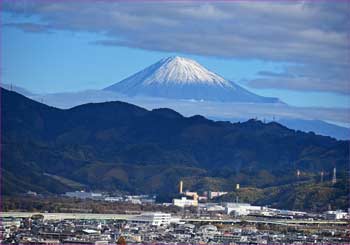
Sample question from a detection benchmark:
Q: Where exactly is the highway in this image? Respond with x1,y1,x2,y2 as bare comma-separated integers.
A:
183,217,349,226
1,212,348,226
0,212,136,220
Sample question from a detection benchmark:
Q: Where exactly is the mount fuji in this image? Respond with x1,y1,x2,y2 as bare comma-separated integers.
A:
105,56,282,103
3,56,349,140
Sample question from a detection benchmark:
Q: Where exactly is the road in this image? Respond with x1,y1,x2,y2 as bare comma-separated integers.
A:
1,212,348,226
0,212,136,220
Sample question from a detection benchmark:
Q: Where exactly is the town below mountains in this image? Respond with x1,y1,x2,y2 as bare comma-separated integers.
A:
2,88,349,212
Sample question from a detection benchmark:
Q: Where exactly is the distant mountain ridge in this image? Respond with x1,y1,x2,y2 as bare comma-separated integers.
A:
1,83,35,96
2,88,349,211
209,116,350,141
1,83,349,140
277,118,350,141
105,56,282,103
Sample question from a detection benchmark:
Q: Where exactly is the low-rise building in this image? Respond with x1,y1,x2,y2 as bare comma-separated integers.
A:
225,203,262,216
65,191,103,200
128,212,172,226
208,191,228,199
104,197,123,202
173,197,198,207
324,210,348,220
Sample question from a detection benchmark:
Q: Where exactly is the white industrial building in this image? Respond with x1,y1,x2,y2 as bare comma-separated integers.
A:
225,203,263,216
128,212,172,226
104,197,123,202
198,203,226,212
324,210,348,220
173,197,198,207
208,191,228,199
65,191,103,200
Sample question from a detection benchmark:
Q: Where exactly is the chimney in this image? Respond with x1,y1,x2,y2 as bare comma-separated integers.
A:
332,167,336,184
179,180,183,194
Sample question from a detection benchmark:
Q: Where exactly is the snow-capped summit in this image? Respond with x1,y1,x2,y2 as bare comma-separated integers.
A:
141,56,231,87
105,56,282,103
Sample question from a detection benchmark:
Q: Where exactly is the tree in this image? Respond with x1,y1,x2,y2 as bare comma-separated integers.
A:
117,236,127,245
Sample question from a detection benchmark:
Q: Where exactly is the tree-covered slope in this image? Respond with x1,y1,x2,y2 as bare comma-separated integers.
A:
1,88,349,211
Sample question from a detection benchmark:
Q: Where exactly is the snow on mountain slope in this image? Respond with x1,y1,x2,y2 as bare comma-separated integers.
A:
104,56,282,103
142,56,230,86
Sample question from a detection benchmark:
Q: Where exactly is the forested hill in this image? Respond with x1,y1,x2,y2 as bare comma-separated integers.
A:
2,88,349,211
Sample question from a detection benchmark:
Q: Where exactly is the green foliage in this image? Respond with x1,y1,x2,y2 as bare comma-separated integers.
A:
2,88,349,211
216,177,349,212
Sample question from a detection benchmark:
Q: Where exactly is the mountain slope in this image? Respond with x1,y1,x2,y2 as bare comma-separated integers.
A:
104,56,281,103
2,88,349,210
1,83,35,97
3,85,348,141
277,118,350,141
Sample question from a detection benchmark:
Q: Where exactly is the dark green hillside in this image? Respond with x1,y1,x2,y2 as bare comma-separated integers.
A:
1,88,349,211
215,177,349,212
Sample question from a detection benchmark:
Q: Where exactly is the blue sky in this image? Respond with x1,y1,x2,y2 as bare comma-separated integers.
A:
1,1,349,108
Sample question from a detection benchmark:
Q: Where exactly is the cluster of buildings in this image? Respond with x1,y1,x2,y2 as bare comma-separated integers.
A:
323,210,349,220
4,177,346,244
172,180,231,208
64,191,156,204
1,209,349,244
170,180,349,221
177,201,349,222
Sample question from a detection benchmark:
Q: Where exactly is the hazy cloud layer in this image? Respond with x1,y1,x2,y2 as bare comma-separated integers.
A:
4,22,52,33
250,63,350,95
3,0,349,94
28,90,350,126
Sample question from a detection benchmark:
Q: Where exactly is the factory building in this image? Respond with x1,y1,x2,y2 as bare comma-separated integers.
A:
173,197,198,208
225,203,263,216
65,191,103,200
324,210,348,220
173,181,199,207
184,191,199,200
198,203,225,212
208,191,228,199
128,212,172,226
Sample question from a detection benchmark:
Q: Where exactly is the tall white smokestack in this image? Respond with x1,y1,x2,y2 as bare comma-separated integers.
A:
332,167,336,184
